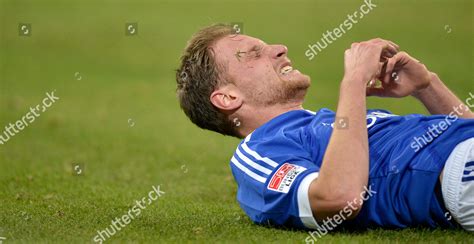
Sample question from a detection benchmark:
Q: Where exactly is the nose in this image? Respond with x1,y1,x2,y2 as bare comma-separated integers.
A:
270,45,288,59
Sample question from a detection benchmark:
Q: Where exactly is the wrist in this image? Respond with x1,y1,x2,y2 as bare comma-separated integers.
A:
340,76,367,96
412,72,442,99
342,73,369,87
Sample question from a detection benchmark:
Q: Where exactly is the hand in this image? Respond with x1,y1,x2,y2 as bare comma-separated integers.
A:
343,38,399,86
366,51,432,98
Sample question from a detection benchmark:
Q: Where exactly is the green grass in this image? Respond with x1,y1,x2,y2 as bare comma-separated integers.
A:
0,0,473,242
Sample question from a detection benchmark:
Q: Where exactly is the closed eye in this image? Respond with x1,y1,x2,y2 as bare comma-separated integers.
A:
235,44,264,61
250,45,263,58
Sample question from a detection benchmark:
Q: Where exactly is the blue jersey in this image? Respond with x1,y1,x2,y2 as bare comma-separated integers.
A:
229,109,474,229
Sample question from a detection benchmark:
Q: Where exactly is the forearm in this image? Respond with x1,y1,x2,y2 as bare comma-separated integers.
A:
413,73,474,119
312,77,369,219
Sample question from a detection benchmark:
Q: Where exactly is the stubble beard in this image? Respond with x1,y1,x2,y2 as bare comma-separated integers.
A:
249,77,310,107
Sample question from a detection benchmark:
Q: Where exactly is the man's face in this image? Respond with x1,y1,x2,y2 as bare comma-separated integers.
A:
212,34,311,106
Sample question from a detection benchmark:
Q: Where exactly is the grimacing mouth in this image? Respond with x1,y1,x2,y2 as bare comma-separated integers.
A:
279,60,293,76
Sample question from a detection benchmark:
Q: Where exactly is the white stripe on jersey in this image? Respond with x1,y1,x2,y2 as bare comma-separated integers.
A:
305,109,316,115
236,147,272,175
231,156,267,183
297,172,320,229
242,134,278,168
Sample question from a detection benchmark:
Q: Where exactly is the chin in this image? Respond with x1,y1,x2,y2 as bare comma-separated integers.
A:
287,71,310,85
301,74,311,87
293,73,311,90
280,77,310,103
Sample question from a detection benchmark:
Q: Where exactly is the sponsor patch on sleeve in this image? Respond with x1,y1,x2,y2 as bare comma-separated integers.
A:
267,163,306,193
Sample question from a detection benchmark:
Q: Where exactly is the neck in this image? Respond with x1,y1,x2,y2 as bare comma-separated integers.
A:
235,102,304,138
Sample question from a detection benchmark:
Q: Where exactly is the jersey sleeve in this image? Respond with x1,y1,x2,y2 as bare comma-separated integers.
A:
230,134,321,229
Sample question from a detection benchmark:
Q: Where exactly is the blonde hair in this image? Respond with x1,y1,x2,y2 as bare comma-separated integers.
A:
176,23,237,137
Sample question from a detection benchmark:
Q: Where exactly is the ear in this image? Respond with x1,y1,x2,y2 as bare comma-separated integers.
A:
210,84,242,112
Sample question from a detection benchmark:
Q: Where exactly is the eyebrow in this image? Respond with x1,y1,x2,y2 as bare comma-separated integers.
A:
248,44,261,51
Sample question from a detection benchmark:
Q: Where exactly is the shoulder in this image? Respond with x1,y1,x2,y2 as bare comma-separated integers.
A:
229,132,321,229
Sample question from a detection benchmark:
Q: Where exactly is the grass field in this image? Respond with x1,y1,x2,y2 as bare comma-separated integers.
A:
0,0,473,243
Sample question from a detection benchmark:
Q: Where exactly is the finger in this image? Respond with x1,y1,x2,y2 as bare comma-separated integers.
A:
380,54,395,83
387,40,400,52
387,44,400,56
379,42,398,57
382,71,391,84
383,58,397,83
381,49,396,60
378,61,388,81
375,62,385,78
384,52,407,80
372,38,400,52
370,38,399,56
399,51,419,63
377,43,398,62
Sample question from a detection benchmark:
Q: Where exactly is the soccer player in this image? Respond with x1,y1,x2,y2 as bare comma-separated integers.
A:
175,24,474,231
